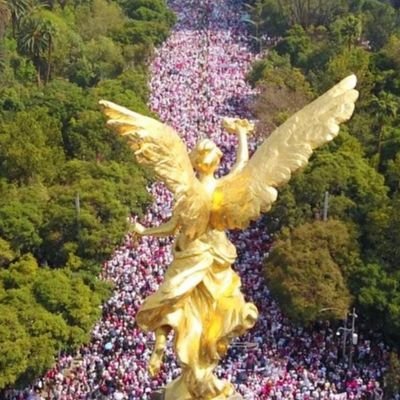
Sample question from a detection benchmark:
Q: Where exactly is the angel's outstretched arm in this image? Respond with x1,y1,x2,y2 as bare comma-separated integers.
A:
232,129,249,173
222,118,254,174
130,214,179,237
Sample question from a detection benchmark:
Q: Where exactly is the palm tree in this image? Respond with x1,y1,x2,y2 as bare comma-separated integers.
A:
340,15,362,50
43,19,54,83
18,15,54,85
6,0,30,37
244,1,267,52
0,0,11,38
369,92,398,170
0,0,9,71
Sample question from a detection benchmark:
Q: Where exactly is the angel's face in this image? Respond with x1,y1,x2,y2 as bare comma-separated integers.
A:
190,139,222,176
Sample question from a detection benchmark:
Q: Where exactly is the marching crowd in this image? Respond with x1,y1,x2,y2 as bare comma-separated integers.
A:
6,0,394,399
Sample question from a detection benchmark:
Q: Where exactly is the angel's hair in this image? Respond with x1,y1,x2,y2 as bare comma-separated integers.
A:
189,139,223,167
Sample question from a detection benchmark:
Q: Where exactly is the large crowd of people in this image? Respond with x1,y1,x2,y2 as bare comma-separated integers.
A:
6,1,393,399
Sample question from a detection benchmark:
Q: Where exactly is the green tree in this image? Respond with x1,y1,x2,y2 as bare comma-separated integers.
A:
354,262,400,340
6,0,30,37
0,237,15,267
276,24,314,68
36,14,87,86
387,153,400,192
27,79,91,127
85,36,124,82
0,182,48,254
265,220,355,323
380,34,400,70
248,51,313,134
246,0,288,38
75,0,126,41
362,0,399,50
121,0,175,26
247,0,400,348
366,194,400,269
385,352,400,399
244,0,270,51
322,47,373,99
267,131,388,234
0,253,111,388
0,108,65,183
0,304,31,388
18,14,55,85
64,110,123,161
274,0,348,27
0,0,172,388
0,201,43,253
114,19,169,47
0,0,10,38
92,76,151,115
39,160,149,268
367,92,398,170
332,14,362,50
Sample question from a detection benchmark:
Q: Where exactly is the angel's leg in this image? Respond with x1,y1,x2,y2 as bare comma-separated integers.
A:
149,325,170,376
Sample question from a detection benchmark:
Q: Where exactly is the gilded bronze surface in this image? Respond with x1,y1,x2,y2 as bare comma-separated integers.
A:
100,75,359,400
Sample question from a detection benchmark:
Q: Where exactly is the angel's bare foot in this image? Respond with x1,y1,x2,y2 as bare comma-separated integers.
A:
242,303,258,329
149,349,163,376
148,326,170,377
216,339,228,357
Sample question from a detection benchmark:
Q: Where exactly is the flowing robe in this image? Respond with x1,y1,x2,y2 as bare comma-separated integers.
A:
136,229,258,398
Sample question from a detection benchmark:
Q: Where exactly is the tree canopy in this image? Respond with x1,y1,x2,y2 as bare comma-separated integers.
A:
0,0,174,389
265,220,354,323
247,0,400,349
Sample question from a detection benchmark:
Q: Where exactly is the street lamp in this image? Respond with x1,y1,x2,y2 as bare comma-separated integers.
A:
336,308,358,369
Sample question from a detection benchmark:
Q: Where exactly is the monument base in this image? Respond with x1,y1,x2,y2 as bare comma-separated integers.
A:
150,390,243,400
150,390,164,400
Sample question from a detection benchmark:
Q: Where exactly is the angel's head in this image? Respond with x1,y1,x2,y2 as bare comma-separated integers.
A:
190,139,222,176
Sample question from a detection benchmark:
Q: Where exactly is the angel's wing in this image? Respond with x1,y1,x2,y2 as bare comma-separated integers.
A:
100,100,209,240
210,75,359,230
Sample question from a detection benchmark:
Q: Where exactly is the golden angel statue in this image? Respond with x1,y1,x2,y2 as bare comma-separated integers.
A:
100,75,358,400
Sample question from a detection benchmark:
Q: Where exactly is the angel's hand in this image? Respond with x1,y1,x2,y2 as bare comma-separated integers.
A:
222,117,254,136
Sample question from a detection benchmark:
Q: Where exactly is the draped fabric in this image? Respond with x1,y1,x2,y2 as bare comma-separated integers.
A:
136,230,258,399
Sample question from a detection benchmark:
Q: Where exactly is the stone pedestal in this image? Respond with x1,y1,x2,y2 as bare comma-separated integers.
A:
150,390,164,400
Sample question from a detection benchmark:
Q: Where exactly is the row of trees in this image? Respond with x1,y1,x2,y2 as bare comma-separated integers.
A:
0,0,175,390
0,0,175,86
246,0,400,395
